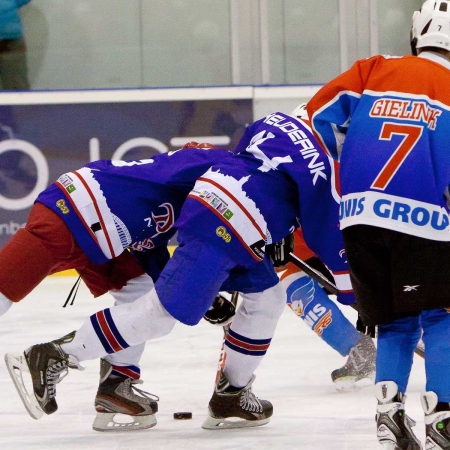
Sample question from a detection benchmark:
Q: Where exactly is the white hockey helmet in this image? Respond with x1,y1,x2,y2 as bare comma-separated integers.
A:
411,0,450,55
291,103,309,120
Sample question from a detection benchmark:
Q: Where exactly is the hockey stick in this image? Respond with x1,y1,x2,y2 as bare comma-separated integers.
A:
288,253,340,295
214,292,239,384
223,291,239,337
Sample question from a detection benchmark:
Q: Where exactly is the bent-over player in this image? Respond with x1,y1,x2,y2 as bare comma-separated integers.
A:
6,111,354,431
0,143,232,430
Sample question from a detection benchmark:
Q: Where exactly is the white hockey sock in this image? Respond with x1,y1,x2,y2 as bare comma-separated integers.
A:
62,287,176,362
109,273,154,305
104,344,146,369
224,283,286,387
61,317,108,361
0,292,13,317
104,273,153,368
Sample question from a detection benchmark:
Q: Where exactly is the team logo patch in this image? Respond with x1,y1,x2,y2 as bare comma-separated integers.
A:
216,226,231,243
58,174,76,193
56,199,70,214
199,190,234,221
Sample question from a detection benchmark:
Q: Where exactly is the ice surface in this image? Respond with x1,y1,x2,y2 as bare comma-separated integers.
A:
0,277,427,449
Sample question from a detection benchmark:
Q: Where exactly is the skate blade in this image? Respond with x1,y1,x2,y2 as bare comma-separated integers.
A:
378,442,400,450
4,352,44,420
333,374,375,391
201,415,270,430
93,412,157,432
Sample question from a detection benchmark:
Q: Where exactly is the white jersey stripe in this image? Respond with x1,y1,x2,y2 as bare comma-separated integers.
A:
56,168,124,259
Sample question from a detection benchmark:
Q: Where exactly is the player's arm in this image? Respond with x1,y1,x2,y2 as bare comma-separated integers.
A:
306,57,377,161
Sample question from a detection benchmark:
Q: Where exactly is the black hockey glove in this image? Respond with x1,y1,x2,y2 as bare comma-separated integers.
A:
356,315,377,338
203,294,236,325
266,233,295,268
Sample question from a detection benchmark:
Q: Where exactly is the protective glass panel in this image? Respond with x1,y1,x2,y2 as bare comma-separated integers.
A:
377,0,423,56
141,0,232,87
267,0,340,84
18,0,232,90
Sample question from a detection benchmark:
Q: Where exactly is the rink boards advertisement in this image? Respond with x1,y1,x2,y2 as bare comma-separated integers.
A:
0,89,253,250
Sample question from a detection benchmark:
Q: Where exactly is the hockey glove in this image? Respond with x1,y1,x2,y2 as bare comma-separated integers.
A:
336,292,356,306
266,233,295,268
356,315,377,338
203,294,236,325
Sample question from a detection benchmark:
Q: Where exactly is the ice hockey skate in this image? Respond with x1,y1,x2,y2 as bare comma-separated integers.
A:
421,391,450,449
201,369,273,430
93,359,159,432
331,333,376,390
375,381,422,450
5,331,81,419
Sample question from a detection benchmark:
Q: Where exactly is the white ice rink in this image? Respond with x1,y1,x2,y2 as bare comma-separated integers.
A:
0,276,428,450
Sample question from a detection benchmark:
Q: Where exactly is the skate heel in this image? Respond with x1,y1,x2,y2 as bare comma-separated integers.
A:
93,359,159,432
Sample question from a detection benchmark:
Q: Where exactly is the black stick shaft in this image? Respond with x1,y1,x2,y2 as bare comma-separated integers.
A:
288,253,340,295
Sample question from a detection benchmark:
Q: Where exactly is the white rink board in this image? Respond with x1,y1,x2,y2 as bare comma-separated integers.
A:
0,277,426,450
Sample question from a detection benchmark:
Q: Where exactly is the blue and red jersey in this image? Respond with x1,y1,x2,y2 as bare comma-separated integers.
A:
183,112,350,291
36,148,231,265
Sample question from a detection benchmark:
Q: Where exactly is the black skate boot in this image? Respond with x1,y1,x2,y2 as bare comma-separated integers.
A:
201,369,273,430
421,391,450,450
331,333,376,390
93,359,159,432
5,331,81,419
375,381,422,450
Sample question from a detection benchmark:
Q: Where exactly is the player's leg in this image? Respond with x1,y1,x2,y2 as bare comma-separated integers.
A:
0,202,93,315
92,268,157,431
281,268,375,389
375,315,422,450
420,308,450,448
202,280,285,429
5,286,175,420
343,225,422,449
0,203,68,313
6,237,235,422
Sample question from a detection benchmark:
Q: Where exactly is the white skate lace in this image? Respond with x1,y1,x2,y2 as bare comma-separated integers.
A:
47,361,69,399
121,379,159,404
239,389,263,413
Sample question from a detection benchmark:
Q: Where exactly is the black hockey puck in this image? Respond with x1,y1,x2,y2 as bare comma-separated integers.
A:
173,411,192,420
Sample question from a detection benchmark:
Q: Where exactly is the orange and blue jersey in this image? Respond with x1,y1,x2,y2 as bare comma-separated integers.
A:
308,52,450,241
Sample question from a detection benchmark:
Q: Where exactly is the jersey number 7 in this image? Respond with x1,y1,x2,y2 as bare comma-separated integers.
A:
371,122,423,191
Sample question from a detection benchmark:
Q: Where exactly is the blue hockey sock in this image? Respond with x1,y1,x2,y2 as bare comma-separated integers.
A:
421,308,450,402
284,275,360,356
376,315,421,395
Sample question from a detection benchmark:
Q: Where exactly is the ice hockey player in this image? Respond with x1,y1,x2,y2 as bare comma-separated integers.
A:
307,1,450,448
279,228,375,390
0,142,232,431
5,109,354,431
204,226,376,391
283,105,375,390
